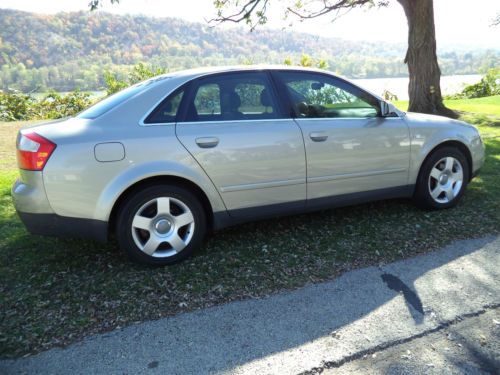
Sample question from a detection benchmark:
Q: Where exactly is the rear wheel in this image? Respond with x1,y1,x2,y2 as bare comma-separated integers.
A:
414,147,469,210
116,185,206,265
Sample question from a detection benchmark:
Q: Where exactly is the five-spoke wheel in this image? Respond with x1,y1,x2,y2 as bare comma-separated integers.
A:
428,156,464,204
415,147,469,209
116,185,206,265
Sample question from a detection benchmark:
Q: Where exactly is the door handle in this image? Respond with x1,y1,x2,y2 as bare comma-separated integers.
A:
309,132,328,142
195,137,219,148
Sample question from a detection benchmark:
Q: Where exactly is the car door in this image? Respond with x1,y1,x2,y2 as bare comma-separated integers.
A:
272,70,410,201
175,71,307,217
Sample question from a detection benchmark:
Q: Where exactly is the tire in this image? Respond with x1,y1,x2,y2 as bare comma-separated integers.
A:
414,146,469,210
116,185,206,265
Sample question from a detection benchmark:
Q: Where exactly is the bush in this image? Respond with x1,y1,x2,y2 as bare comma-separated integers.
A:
30,91,93,120
0,91,34,121
104,62,167,95
0,90,93,122
452,68,500,99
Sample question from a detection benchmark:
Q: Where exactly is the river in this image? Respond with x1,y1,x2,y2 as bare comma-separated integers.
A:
352,74,482,100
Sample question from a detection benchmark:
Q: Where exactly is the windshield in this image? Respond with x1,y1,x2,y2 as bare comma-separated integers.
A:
77,76,170,119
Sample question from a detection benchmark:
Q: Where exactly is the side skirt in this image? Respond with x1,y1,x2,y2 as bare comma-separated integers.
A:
213,185,415,230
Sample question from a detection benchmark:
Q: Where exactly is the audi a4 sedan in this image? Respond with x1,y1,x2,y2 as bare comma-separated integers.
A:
12,66,485,265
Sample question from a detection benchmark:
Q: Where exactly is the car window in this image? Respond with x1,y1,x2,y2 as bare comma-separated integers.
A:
145,89,184,124
274,71,379,119
194,84,221,116
180,72,279,122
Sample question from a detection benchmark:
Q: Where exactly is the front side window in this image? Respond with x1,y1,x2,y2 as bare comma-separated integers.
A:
275,71,380,119
181,72,279,122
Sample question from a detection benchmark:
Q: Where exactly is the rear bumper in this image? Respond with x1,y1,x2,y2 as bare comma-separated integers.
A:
12,171,108,242
17,212,108,242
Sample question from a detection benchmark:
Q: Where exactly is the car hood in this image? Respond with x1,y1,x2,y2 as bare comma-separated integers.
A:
404,111,477,130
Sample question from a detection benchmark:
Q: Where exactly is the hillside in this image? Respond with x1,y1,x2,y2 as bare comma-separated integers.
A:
0,8,498,92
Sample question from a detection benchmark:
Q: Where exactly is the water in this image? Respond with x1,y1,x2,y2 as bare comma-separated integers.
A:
30,75,482,101
352,74,482,100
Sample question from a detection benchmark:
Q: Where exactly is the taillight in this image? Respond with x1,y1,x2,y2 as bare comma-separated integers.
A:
16,132,56,171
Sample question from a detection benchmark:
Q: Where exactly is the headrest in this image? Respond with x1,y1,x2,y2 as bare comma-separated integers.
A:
223,92,241,111
260,89,272,107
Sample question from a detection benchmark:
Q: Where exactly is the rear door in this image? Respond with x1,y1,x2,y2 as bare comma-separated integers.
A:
175,71,307,217
272,70,410,201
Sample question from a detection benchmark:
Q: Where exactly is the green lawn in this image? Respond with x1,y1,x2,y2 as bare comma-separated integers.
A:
392,95,500,116
1,100,500,358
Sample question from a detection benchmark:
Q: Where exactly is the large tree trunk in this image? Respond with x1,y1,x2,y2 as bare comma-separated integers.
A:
397,0,456,117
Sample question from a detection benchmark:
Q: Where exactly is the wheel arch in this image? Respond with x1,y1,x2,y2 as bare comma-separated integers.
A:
416,140,473,187
108,175,216,237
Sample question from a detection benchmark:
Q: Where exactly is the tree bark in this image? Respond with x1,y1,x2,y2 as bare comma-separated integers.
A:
397,0,456,117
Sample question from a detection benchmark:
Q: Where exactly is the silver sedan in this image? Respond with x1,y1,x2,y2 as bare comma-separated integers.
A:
12,66,485,265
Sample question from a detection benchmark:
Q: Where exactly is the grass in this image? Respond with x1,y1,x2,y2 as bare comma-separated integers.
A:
1,100,500,358
392,95,500,116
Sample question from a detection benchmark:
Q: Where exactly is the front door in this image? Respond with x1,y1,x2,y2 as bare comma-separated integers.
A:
176,71,307,217
272,70,410,201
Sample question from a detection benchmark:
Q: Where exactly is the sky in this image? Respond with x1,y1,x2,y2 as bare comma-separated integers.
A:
0,0,499,49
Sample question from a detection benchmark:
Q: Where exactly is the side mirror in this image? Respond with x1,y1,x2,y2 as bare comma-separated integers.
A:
380,101,390,117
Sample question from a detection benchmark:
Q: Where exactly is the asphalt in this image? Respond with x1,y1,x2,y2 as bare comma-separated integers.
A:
321,308,500,375
1,235,499,375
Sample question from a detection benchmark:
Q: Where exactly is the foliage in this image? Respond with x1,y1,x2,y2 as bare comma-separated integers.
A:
104,63,168,95
0,91,33,121
446,68,500,100
31,91,94,120
284,54,329,70
0,62,169,122
103,72,128,96
0,90,93,122
0,9,497,92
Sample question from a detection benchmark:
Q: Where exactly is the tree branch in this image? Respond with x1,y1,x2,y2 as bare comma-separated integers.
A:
89,0,120,11
211,0,389,28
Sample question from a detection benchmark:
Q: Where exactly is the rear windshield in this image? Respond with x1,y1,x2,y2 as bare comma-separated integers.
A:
77,76,170,119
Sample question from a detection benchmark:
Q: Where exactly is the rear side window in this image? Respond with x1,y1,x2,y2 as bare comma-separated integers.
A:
180,72,279,123
194,84,221,116
144,89,184,124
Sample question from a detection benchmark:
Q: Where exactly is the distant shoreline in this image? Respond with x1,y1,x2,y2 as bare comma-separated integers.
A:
27,73,482,100
353,74,482,100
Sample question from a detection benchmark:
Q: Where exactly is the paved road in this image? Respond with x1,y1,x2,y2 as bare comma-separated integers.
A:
321,308,500,375
1,236,499,375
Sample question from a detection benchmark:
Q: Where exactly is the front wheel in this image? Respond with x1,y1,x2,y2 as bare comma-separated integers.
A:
414,147,469,210
116,185,206,265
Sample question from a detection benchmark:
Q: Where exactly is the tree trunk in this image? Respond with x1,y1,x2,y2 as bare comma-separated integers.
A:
397,0,456,117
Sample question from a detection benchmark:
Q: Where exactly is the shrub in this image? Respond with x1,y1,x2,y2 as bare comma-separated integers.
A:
454,68,500,99
0,90,93,122
30,91,93,120
0,91,34,121
104,63,167,95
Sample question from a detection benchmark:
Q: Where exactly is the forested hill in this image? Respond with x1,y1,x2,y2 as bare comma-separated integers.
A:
0,8,497,92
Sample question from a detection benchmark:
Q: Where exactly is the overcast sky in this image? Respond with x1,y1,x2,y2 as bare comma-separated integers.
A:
0,0,499,49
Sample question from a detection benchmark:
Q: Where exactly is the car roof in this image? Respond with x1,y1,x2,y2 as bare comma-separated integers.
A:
157,65,340,80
